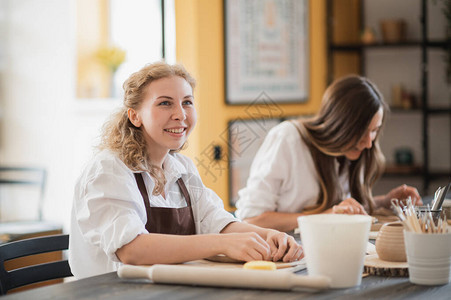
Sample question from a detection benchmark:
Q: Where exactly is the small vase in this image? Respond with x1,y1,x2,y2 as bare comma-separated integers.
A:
375,221,407,262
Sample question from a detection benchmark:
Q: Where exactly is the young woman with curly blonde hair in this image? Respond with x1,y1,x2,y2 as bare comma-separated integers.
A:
69,62,302,279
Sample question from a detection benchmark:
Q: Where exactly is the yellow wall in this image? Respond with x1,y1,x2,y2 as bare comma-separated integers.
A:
175,0,327,211
76,0,109,98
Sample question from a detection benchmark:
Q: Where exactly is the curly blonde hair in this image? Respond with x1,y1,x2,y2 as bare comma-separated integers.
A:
98,61,196,195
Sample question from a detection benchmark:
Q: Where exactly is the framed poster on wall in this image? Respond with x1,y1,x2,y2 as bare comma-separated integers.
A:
224,0,309,105
227,118,282,207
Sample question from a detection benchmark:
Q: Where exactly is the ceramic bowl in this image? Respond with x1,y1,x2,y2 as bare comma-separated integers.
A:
375,221,407,262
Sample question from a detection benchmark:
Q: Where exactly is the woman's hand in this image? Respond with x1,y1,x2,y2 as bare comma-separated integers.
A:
332,198,368,215
219,232,271,262
378,184,422,209
219,222,302,262
265,230,303,262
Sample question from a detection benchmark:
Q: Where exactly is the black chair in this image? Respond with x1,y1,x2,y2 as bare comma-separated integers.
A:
0,234,73,295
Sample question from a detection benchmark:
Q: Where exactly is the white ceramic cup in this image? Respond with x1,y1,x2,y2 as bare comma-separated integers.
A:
297,214,372,288
403,230,451,285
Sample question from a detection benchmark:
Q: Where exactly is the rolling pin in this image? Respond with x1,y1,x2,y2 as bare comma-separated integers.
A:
118,264,330,290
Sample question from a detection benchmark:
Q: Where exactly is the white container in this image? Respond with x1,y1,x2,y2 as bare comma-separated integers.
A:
297,214,372,288
404,230,451,285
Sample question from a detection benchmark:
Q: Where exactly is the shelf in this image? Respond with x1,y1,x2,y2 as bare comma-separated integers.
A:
329,39,449,52
389,107,422,113
384,165,423,176
427,171,451,180
427,40,451,49
383,165,450,180
427,107,451,115
389,107,451,115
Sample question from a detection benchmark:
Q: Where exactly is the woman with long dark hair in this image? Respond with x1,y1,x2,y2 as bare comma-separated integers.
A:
235,75,422,232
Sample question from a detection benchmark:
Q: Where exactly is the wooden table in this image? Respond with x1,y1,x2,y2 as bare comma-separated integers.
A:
3,219,450,299
2,266,450,299
0,221,63,245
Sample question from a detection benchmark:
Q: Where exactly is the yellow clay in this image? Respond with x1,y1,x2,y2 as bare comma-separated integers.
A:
243,260,276,270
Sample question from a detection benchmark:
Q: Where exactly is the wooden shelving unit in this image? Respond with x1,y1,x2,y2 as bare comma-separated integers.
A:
326,0,451,195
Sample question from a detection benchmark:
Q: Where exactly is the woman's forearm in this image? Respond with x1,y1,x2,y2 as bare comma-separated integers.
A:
116,226,276,265
116,233,225,265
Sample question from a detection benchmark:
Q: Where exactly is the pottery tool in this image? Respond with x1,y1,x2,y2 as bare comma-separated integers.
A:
391,195,449,234
276,261,307,273
431,181,450,211
363,254,408,277
118,264,330,290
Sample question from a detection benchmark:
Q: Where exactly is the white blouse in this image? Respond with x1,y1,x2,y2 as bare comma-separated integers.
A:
235,121,350,220
69,150,237,279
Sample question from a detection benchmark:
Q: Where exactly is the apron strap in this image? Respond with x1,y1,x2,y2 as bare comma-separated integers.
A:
134,173,192,207
176,178,192,206
134,173,152,213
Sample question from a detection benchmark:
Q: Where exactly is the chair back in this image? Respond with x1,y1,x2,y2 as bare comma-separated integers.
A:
0,234,73,295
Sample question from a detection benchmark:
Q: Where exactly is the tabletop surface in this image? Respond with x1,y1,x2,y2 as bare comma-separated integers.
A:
3,267,450,300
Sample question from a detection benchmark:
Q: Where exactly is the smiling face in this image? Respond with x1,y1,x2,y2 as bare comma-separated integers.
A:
343,107,383,161
128,75,196,164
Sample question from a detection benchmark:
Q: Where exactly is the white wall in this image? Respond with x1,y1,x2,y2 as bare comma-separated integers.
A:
0,0,120,231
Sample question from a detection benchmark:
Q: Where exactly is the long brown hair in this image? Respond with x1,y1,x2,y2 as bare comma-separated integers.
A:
298,75,388,214
98,61,196,195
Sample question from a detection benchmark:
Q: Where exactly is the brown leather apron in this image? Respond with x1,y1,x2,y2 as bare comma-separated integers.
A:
134,173,196,235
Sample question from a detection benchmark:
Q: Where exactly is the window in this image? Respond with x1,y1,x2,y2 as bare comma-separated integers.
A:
76,0,175,99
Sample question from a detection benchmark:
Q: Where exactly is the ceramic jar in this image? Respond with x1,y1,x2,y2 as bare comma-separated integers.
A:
375,221,407,262
380,19,406,43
